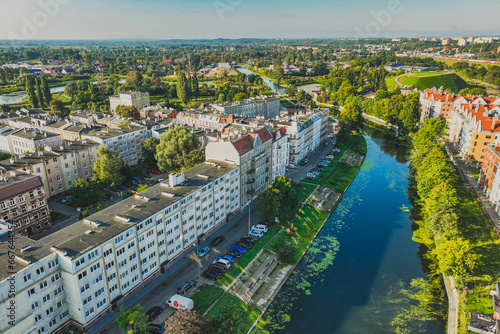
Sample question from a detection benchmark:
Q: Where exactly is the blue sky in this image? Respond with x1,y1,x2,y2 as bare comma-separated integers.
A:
1,0,499,40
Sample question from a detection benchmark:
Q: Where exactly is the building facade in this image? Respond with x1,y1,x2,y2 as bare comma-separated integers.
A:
211,96,280,119
0,161,240,334
270,127,289,181
82,124,148,166
0,171,51,236
109,91,150,112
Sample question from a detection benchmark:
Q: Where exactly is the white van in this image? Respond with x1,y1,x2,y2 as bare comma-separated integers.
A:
213,258,232,269
251,224,268,233
166,294,194,310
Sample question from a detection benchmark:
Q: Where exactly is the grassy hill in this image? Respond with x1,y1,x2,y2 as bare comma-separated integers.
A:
398,72,469,93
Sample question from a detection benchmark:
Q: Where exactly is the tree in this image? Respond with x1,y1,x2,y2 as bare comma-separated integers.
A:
126,71,143,89
48,99,70,119
432,238,480,282
164,308,212,334
35,78,44,107
233,92,247,101
25,76,39,108
136,184,149,193
40,73,52,105
142,137,160,169
0,152,11,161
64,81,78,97
284,85,298,97
70,179,100,207
119,106,140,120
92,146,124,189
259,176,298,224
115,305,149,334
156,126,201,172
398,92,420,133
192,73,199,100
339,101,363,129
269,239,297,263
177,71,189,105
96,203,103,212
334,80,356,102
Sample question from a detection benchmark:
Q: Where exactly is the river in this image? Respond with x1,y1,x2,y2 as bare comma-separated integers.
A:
0,86,66,105
261,127,446,333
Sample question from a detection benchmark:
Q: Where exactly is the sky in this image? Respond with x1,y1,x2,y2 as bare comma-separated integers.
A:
1,0,499,40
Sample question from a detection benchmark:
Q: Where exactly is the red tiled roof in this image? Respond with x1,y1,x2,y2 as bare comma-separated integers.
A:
251,128,272,143
461,104,500,131
232,135,254,155
0,176,43,201
272,127,286,141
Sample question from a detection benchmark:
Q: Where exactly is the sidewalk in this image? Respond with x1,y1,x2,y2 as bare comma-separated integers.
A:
87,202,257,334
446,144,500,235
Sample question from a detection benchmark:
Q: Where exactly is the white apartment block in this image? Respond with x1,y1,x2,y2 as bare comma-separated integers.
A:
8,129,62,155
279,109,329,164
0,161,240,334
211,96,280,119
109,91,150,112
82,124,148,166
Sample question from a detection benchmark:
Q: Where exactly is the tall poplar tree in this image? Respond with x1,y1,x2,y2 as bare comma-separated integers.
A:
35,78,44,107
176,71,189,105
25,76,39,108
40,73,52,105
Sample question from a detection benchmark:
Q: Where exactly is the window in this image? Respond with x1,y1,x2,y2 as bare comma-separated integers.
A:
103,249,112,257
28,288,36,297
49,318,57,327
54,286,64,296
24,273,32,282
10,198,16,206
45,307,54,316
36,267,45,275
31,302,39,310
39,281,48,290
0,202,5,210
58,184,63,190
80,283,90,293
78,271,88,280
43,294,51,303
56,175,61,181
35,314,42,323
83,296,92,305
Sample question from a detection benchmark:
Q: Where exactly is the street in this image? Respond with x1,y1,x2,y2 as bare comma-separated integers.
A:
88,141,335,334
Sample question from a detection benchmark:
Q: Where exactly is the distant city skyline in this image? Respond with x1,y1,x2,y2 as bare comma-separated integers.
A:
1,0,499,40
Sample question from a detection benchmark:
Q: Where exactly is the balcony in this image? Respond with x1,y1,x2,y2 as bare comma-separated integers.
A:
246,179,255,184
247,168,255,174
246,190,255,195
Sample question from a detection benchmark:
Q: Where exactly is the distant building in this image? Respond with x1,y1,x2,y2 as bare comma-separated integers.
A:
211,96,280,119
0,170,51,236
109,91,150,112
8,129,62,155
82,124,148,166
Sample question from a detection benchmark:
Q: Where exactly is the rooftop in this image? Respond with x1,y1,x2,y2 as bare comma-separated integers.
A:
0,171,43,200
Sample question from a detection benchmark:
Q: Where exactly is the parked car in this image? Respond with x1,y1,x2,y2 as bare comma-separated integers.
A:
149,329,162,334
203,270,221,280
305,174,315,180
299,160,307,166
235,241,252,250
325,155,334,160
286,164,296,169
211,236,225,246
198,246,210,257
213,258,232,268
145,306,162,321
218,254,235,263
230,245,246,253
227,250,243,258
149,324,164,332
249,230,264,238
177,281,195,295
259,221,271,227
240,237,256,245
252,224,268,232
209,263,228,273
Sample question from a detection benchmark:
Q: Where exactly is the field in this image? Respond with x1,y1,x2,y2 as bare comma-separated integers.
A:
398,72,469,93
190,284,224,314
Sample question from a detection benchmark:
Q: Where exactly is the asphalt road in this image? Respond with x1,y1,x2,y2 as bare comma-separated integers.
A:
91,141,336,333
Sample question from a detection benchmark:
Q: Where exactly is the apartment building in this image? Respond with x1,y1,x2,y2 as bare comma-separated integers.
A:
8,129,62,155
82,124,148,166
176,109,226,131
448,103,500,162
0,161,240,334
0,140,100,198
479,145,500,215
109,91,150,112
419,88,500,123
211,96,280,119
206,127,273,205
270,127,289,181
0,171,51,236
277,108,329,164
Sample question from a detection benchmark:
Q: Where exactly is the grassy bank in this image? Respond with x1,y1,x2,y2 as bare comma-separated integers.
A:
205,294,261,333
190,285,224,314
295,182,317,203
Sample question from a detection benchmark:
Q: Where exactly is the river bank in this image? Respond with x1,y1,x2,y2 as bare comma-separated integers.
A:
189,134,367,333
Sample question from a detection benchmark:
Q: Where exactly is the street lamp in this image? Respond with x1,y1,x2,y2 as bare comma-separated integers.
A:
246,201,251,235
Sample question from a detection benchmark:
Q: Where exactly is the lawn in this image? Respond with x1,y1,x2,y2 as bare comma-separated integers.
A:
295,182,317,203
205,293,261,334
190,284,224,314
385,75,399,91
216,223,283,287
398,72,469,93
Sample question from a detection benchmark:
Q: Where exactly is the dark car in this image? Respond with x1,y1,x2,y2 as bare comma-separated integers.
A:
240,237,256,245
235,241,252,250
209,263,228,274
177,281,195,295
211,236,225,246
145,306,162,321
151,169,161,174
258,221,271,227
150,324,164,331
203,270,221,280
299,160,307,166
227,250,243,259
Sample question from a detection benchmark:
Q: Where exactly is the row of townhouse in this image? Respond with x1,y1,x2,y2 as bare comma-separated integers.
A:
0,140,100,199
0,161,240,334
419,88,500,123
211,96,281,119
0,171,52,236
0,128,62,155
448,104,500,162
